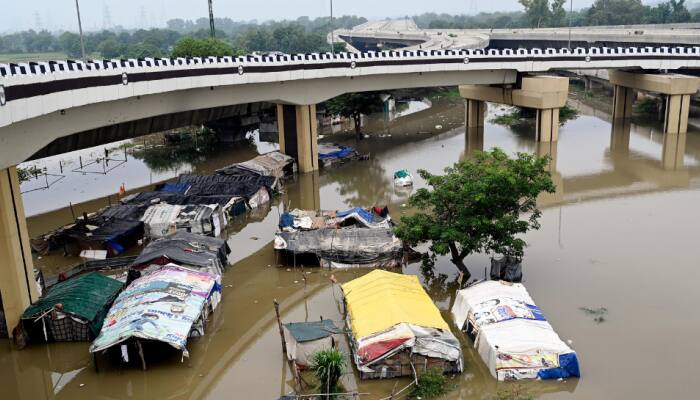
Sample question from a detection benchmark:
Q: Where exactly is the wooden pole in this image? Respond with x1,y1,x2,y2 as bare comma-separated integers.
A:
136,340,147,371
274,299,287,355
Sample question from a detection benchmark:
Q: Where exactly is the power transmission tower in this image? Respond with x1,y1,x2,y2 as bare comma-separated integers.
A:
34,11,42,30
208,0,216,38
103,3,113,30
468,0,478,16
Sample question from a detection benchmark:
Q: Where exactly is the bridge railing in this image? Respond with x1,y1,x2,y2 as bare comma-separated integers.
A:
1,46,700,79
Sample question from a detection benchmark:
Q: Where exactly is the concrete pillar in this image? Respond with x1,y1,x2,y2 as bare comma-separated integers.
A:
612,85,634,120
662,133,687,170
459,75,569,142
535,108,560,142
0,167,39,338
288,171,321,211
277,104,319,173
463,126,485,160
608,70,700,134
610,118,632,158
664,94,692,134
535,141,563,206
465,99,486,128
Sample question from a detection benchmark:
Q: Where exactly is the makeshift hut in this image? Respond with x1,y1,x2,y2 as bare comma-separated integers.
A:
283,320,343,368
141,203,226,239
131,231,230,279
341,270,463,379
89,264,220,364
279,207,391,232
19,272,123,343
218,151,295,180
451,280,580,381
318,143,360,167
275,227,403,268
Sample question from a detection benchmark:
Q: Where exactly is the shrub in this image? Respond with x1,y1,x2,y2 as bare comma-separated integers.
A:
409,368,448,399
310,348,346,397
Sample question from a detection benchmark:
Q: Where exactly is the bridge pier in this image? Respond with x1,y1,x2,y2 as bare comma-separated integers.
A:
0,167,39,338
277,104,319,173
459,75,569,142
609,70,700,134
465,100,486,128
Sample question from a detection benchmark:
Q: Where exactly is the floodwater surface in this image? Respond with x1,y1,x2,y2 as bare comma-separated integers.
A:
3,93,700,399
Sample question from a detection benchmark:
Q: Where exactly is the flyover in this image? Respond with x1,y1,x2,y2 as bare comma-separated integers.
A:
333,20,700,52
2,45,700,335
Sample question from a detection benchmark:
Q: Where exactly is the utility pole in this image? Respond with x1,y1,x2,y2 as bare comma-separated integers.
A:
568,0,573,50
329,0,335,54
208,0,215,38
74,0,86,60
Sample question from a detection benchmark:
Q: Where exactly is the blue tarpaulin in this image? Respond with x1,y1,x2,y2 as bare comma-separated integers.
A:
537,353,581,379
318,145,355,160
156,182,191,194
283,320,341,342
336,207,375,223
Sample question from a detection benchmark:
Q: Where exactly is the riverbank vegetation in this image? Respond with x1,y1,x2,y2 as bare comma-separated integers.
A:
492,105,579,128
416,0,700,29
394,148,555,278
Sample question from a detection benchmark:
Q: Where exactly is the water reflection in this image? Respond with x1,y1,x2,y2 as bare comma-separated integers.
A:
7,92,700,400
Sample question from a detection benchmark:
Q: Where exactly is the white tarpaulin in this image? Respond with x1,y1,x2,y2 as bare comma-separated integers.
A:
451,281,580,381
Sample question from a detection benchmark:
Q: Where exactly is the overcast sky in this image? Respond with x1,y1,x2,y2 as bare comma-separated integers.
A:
1,0,604,33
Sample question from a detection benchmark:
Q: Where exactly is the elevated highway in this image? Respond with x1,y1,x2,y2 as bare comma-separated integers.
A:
2,47,700,169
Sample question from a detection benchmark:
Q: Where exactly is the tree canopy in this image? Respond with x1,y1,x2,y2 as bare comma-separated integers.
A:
394,148,555,276
324,92,385,138
171,37,235,58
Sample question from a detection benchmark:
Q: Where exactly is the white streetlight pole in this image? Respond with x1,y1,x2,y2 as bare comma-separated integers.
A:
330,0,335,54
568,0,573,50
74,0,86,60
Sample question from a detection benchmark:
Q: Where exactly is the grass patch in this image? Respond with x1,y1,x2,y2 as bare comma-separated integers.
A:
409,368,450,399
635,97,662,116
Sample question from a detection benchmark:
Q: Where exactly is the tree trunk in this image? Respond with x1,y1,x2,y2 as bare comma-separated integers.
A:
448,243,471,279
354,112,362,139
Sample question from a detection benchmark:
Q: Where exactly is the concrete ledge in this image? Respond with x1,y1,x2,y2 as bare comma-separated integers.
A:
459,76,569,109
608,70,700,95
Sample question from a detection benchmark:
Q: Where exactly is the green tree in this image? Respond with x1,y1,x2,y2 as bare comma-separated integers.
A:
171,36,234,58
587,0,645,25
520,0,553,27
550,0,568,26
394,148,555,276
99,38,124,59
324,92,385,139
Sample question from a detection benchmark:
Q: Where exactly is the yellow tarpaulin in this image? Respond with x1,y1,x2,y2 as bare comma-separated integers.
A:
341,270,450,339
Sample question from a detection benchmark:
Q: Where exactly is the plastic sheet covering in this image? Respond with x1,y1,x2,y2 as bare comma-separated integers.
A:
141,204,182,239
280,208,392,232
283,320,341,366
342,270,450,340
219,151,294,179
21,272,123,341
342,271,462,369
275,228,402,266
131,231,230,276
89,264,218,357
247,187,270,209
177,173,275,199
451,281,579,381
318,143,357,160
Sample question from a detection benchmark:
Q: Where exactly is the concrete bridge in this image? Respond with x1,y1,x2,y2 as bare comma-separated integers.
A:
2,45,700,335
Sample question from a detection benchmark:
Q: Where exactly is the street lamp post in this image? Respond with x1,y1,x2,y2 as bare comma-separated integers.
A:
74,0,86,60
208,0,216,38
568,0,573,50
330,0,335,54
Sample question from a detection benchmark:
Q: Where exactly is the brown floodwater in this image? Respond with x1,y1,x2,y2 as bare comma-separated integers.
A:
3,92,700,399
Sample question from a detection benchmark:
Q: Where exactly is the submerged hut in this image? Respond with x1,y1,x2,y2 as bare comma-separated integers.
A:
19,272,123,343
451,280,580,381
283,320,343,368
341,270,463,379
274,207,401,268
89,263,220,366
318,143,361,168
